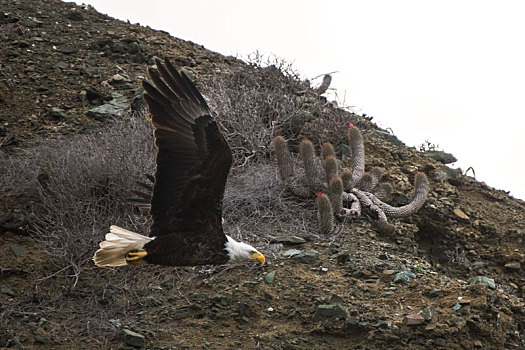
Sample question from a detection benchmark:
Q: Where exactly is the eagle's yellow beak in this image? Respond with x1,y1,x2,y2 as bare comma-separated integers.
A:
250,252,265,265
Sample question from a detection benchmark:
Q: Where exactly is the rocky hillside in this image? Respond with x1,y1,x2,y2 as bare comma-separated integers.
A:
1,1,524,349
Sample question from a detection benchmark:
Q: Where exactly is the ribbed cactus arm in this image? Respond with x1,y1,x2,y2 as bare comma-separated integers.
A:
367,173,429,218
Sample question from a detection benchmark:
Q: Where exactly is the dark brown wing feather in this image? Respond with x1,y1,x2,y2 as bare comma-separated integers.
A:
142,58,232,239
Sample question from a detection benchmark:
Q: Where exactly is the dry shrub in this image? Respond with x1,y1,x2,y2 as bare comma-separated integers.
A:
224,164,316,245
203,54,326,167
3,115,155,283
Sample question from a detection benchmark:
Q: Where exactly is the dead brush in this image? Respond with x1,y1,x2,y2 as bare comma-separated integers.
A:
202,54,320,168
2,116,155,284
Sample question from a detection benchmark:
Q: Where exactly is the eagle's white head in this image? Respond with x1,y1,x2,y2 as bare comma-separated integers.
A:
224,235,265,264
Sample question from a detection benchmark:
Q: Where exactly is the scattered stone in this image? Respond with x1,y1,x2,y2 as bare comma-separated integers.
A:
374,320,392,329
108,73,132,88
56,61,68,70
453,208,470,221
238,302,252,318
60,44,78,54
393,269,416,283
282,249,302,258
1,285,15,296
10,245,25,257
474,340,483,348
423,150,457,164
17,40,30,48
420,306,437,323
21,17,43,28
122,329,145,348
404,313,424,325
264,271,276,284
468,276,496,289
270,236,306,244
294,250,317,264
50,107,65,119
504,262,521,272
316,304,348,319
431,165,462,183
86,92,128,121
81,87,111,105
67,12,84,21
428,288,444,297
472,261,487,268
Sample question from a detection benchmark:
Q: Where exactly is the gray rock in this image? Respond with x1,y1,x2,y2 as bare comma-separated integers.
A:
1,285,15,296
316,304,348,318
404,313,424,325
423,150,457,164
60,44,78,54
504,262,521,272
294,250,317,264
21,18,43,28
238,302,252,318
264,271,276,284
468,276,496,289
282,249,302,258
10,245,25,257
87,92,128,121
431,165,462,183
56,61,68,70
50,107,65,119
393,269,416,283
428,288,443,297
420,306,437,323
270,236,306,245
122,329,145,347
67,12,84,21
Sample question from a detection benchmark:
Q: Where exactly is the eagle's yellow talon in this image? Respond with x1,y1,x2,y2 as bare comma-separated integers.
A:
126,249,147,263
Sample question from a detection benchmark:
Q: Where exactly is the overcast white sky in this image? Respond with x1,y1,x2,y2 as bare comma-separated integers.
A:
72,0,525,200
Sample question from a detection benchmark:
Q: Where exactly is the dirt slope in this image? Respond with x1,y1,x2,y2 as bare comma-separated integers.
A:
1,1,523,349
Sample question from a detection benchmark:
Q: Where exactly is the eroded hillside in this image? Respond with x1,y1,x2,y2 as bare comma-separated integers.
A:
1,1,523,349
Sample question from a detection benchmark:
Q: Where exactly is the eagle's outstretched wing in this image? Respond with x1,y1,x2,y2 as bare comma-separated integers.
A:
142,58,232,238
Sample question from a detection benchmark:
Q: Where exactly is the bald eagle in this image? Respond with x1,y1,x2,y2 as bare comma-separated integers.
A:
93,58,265,267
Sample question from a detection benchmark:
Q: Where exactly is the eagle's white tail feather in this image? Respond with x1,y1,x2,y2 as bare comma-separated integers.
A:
93,225,153,266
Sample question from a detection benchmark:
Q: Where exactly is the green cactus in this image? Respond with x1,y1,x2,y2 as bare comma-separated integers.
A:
272,136,294,181
321,142,336,159
323,155,338,183
273,123,429,234
341,168,353,191
369,172,429,218
316,192,334,234
328,176,343,215
347,125,365,188
299,139,320,190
